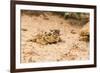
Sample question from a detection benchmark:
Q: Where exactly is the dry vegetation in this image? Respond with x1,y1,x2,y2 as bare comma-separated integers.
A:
21,10,90,63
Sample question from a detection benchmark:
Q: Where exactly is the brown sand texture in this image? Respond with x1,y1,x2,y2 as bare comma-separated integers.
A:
21,11,90,63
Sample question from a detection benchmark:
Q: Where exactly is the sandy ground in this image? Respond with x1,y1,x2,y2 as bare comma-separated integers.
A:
21,12,89,63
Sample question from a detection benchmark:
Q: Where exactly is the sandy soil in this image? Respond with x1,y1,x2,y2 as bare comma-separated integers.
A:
21,12,89,63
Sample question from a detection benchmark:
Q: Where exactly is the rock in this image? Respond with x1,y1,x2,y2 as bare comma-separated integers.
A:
71,29,76,34
21,28,28,31
79,22,89,42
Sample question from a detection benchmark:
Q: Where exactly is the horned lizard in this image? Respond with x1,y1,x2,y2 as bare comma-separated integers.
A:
29,29,62,45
